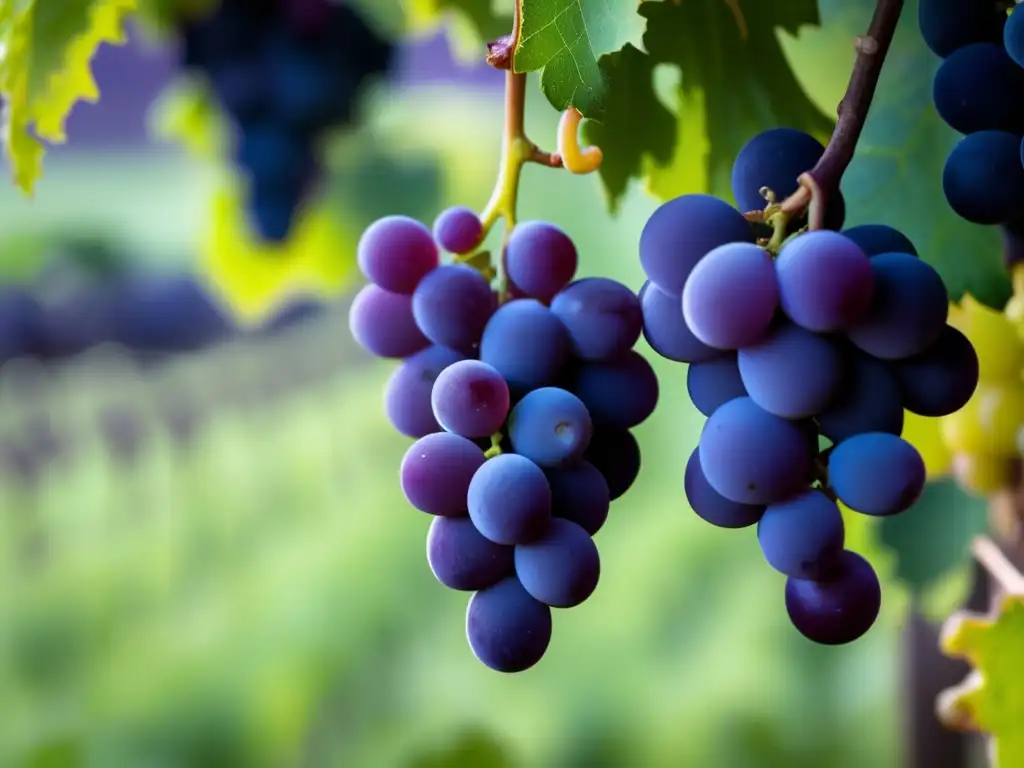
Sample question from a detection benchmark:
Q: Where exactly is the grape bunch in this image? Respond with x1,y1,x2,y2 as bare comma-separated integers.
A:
179,0,392,241
920,0,1024,226
640,128,979,646
348,208,656,672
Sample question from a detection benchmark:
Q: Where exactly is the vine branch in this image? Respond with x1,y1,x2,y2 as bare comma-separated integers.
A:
774,0,905,229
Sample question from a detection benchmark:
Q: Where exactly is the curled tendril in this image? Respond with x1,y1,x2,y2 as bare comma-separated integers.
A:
557,107,602,175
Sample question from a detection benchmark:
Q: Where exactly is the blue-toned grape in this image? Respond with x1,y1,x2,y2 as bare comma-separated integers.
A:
785,550,881,645
919,0,1007,58
846,252,948,360
817,350,904,444
358,215,439,294
893,325,978,418
682,242,778,350
550,278,642,361
684,448,764,529
466,577,552,673
433,206,483,255
640,281,719,363
384,345,466,438
698,397,813,505
400,432,485,516
758,490,845,580
507,387,592,467
506,221,578,304
841,224,918,258
639,194,755,297
546,461,610,536
942,130,1024,225
431,360,510,439
349,283,430,359
686,353,747,417
479,299,570,394
829,433,926,517
571,350,659,429
468,454,551,545
515,518,600,608
412,265,497,353
933,44,1024,135
426,516,514,591
583,427,641,501
1008,5,1024,69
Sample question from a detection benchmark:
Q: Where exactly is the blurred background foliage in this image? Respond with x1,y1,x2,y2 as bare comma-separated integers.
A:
0,0,997,765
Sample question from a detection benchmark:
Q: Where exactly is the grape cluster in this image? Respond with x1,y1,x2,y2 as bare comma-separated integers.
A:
179,0,392,241
640,129,979,646
348,209,655,672
920,0,1024,226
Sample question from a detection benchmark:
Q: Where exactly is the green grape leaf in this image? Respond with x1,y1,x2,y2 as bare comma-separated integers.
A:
513,0,644,121
0,0,138,194
794,0,1010,308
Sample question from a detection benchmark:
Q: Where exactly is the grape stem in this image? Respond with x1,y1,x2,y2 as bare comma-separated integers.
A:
971,535,1024,595
772,0,905,229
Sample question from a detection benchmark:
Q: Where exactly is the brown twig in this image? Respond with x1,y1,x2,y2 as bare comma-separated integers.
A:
971,535,1024,596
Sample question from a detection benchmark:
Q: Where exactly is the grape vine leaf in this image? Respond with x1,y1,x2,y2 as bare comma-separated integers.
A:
513,0,644,121
799,0,1010,308
0,0,138,194
939,595,1024,767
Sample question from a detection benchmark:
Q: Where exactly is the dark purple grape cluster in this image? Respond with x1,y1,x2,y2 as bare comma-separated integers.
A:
348,207,657,672
178,0,392,241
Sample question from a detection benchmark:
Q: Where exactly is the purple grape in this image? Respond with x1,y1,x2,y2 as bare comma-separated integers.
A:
942,130,1024,225
571,350,658,429
506,221,578,303
892,325,979,417
348,283,429,358
412,265,497,353
426,516,514,591
639,281,719,363
550,278,642,361
686,353,747,417
639,194,755,297
400,432,485,515
583,427,641,501
818,349,904,444
466,577,552,673
698,397,813,505
841,224,918,258
507,387,593,467
433,206,483,254
758,490,845,579
932,43,1024,135
479,300,570,394
546,461,610,536
828,433,926,517
682,242,778,350
514,518,599,608
467,454,551,545
357,215,439,294
384,345,466,438
775,231,875,332
785,550,881,645
430,360,510,438
1008,5,1024,68
684,448,764,529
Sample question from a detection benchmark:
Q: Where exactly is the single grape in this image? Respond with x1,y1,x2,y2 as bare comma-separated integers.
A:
1008,5,1024,69
638,194,756,297
583,427,641,500
433,206,483,254
400,432,486,515
893,325,979,417
506,221,578,304
686,353,747,417
941,382,1024,455
684,448,765,529
785,550,881,645
932,43,1024,135
841,224,918,258
639,281,719,363
571,350,659,429
507,387,592,467
758,490,845,579
817,349,904,444
479,299,571,394
546,461,610,536
514,518,600,608
426,516,514,591
942,130,1024,225
846,252,949,360
430,360,510,438
357,215,439,294
919,0,1007,59
829,432,926,517
775,231,874,332
550,278,642,361
349,283,430,358
468,453,552,544
682,242,778,350
412,265,497,353
698,397,813,505
466,577,552,673
384,345,466,438
738,322,844,419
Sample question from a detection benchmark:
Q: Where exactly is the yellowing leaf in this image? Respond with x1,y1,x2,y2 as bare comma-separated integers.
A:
940,595,1024,767
148,76,228,161
0,0,138,194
